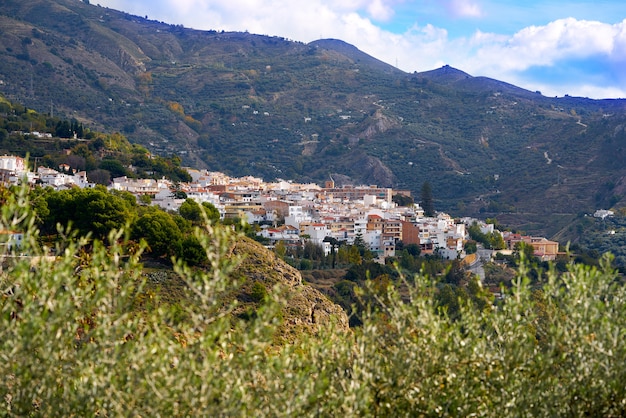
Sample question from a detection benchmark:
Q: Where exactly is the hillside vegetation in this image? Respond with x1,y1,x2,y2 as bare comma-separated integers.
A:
2,182,626,416
2,0,626,240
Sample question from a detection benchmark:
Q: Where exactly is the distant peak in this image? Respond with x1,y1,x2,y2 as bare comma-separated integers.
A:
309,38,360,52
308,38,403,74
417,65,473,83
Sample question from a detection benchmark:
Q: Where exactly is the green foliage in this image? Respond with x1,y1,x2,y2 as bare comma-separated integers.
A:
420,181,435,217
250,281,268,302
578,214,626,269
0,94,190,184
483,261,516,287
468,223,506,250
464,239,478,254
176,234,208,266
404,243,421,257
132,207,182,257
274,240,286,259
345,261,393,282
392,193,414,207
99,158,130,178
435,275,494,320
3,184,626,416
201,202,221,223
303,241,324,261
514,241,536,261
44,185,135,239
178,198,202,223
443,258,467,286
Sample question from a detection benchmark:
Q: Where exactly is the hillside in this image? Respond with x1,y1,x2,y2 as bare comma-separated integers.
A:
228,236,350,340
2,0,626,239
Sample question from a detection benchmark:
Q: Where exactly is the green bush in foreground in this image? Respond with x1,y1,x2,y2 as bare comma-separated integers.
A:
2,185,626,416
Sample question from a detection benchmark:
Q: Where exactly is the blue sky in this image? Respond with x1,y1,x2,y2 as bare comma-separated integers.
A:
95,0,626,99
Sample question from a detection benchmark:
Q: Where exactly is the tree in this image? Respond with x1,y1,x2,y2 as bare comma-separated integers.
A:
435,283,466,320
71,144,97,170
55,120,72,138
392,193,414,207
464,240,478,254
201,202,221,223
99,159,129,179
139,194,152,205
404,243,421,257
352,233,373,261
347,245,362,265
88,169,110,185
324,236,340,268
303,241,324,261
345,261,391,282
444,259,466,286
179,199,220,225
132,209,182,257
179,198,202,223
399,249,416,271
514,241,535,261
488,231,506,250
63,154,87,171
6,185,626,417
176,235,207,266
44,186,134,239
420,181,435,216
274,240,286,259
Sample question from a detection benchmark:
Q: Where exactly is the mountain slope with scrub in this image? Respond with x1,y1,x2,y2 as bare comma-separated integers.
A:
1,0,626,239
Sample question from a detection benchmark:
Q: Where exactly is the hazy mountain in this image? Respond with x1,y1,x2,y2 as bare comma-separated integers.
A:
2,0,626,239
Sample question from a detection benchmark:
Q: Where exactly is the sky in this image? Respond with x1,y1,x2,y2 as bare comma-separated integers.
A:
94,0,626,99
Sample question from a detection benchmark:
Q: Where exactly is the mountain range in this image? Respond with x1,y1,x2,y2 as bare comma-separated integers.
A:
2,0,626,240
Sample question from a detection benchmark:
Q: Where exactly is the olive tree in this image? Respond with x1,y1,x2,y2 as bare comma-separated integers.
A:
2,183,626,416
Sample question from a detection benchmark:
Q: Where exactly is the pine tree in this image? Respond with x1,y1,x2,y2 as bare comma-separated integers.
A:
420,181,435,216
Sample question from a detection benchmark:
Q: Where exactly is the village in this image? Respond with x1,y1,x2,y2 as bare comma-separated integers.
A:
1,154,561,264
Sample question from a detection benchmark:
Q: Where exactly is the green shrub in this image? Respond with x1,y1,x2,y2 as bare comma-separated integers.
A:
250,281,268,302
2,184,626,416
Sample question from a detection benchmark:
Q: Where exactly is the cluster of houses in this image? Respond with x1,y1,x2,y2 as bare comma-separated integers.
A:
0,154,561,262
0,155,91,188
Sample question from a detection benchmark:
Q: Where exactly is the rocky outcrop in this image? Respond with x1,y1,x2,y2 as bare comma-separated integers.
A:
229,237,350,337
348,153,396,187
359,109,401,140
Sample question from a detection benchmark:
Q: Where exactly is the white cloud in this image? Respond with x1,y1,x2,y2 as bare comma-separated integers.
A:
509,78,626,100
94,1,626,98
445,0,483,18
425,18,626,98
466,18,626,73
366,0,396,21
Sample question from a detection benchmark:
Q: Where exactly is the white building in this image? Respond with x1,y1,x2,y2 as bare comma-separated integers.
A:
594,209,614,219
284,205,313,228
0,230,24,252
110,176,170,195
37,167,93,189
0,155,26,173
302,223,330,245
364,229,382,253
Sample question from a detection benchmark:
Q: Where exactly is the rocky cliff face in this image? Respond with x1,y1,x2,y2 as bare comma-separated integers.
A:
229,237,350,339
